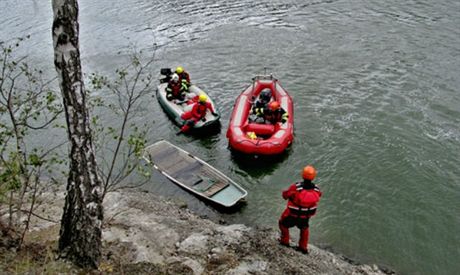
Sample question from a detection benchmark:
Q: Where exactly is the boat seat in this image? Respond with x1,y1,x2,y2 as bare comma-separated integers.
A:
203,181,229,197
245,123,275,136
193,175,229,197
193,180,214,192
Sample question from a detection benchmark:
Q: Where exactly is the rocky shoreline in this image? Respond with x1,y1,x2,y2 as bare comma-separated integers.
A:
16,188,393,274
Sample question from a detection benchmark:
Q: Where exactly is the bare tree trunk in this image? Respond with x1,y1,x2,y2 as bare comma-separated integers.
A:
51,0,103,268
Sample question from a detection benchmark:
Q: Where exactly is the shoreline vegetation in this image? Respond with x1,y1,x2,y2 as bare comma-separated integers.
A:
1,186,394,274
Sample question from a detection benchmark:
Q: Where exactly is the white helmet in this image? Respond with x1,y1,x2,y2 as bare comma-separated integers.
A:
171,73,179,83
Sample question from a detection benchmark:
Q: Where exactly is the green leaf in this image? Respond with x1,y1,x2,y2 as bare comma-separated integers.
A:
29,154,42,167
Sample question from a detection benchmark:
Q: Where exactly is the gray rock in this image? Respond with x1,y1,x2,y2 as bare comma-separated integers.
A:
225,260,269,275
166,256,204,275
178,233,209,255
27,189,392,275
215,224,251,245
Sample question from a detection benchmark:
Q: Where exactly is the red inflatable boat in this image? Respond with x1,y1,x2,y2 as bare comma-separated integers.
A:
226,75,294,155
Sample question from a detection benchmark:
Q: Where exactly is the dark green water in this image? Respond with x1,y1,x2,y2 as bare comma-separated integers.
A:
1,0,459,274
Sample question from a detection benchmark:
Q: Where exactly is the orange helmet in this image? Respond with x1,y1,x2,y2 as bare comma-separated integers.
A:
302,165,317,180
269,101,280,110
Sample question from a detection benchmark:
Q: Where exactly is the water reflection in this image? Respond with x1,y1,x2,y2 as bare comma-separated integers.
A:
190,123,222,139
229,148,291,178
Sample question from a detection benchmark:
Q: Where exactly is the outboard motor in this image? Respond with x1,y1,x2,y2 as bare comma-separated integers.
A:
159,68,173,83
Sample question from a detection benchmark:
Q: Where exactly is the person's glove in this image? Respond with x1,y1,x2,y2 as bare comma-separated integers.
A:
212,112,218,116
201,117,207,122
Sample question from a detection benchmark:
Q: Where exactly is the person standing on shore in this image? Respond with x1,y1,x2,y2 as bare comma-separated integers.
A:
278,165,322,254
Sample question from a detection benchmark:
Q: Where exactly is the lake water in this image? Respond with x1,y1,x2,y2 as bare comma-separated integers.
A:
1,0,459,274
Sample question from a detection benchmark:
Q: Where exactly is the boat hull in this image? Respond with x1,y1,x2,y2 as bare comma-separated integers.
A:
156,83,220,130
143,140,247,208
226,76,294,155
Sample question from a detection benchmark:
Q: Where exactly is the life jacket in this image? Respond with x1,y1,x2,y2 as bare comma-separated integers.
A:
167,82,183,97
264,108,286,123
192,102,208,119
252,99,269,116
178,72,190,85
288,182,321,218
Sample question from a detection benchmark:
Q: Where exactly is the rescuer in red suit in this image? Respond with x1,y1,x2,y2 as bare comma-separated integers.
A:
279,165,322,254
166,73,187,101
175,66,191,89
179,94,217,133
263,101,288,124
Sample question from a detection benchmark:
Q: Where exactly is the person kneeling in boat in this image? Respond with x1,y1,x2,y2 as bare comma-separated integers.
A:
179,94,217,133
263,101,288,124
249,88,272,123
166,73,188,102
279,165,322,254
175,66,191,90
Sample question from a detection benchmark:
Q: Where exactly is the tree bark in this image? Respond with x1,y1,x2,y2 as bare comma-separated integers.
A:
51,0,103,268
